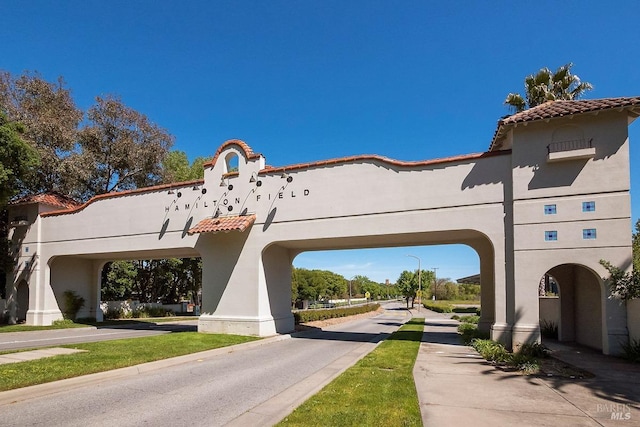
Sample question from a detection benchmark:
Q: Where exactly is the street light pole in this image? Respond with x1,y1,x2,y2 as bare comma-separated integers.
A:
432,267,439,301
407,255,421,311
348,276,355,306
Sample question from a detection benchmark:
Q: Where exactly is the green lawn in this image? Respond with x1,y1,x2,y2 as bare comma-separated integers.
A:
278,318,425,427
0,317,197,333
0,332,258,391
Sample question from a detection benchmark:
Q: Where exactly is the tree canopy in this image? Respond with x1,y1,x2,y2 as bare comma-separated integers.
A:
396,269,434,308
0,71,176,202
504,63,593,113
601,220,640,300
0,71,82,195
77,95,174,198
162,150,206,183
0,113,39,206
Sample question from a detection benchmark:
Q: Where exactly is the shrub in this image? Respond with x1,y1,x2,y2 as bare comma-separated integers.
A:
457,323,489,344
52,319,76,327
62,290,85,321
452,306,480,314
471,338,548,375
621,339,640,363
294,303,379,324
423,302,453,313
472,339,510,363
540,320,558,339
132,306,173,318
519,342,549,358
458,315,480,324
104,308,127,320
510,353,540,374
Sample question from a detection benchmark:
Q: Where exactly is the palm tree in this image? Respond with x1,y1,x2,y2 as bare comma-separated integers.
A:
504,63,593,113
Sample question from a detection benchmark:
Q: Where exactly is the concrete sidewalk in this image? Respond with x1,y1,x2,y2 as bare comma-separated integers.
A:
0,347,86,365
413,311,640,427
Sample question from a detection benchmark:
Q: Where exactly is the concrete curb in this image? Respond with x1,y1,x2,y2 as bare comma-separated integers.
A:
0,334,290,406
226,338,383,427
226,310,415,426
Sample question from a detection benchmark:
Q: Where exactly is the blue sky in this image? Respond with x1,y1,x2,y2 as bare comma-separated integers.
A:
2,1,639,283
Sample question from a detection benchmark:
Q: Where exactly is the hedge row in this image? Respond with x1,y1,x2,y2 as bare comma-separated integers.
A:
422,302,453,313
452,306,480,314
294,303,380,324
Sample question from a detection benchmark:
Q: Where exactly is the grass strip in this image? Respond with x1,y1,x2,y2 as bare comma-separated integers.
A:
0,332,257,391
278,318,425,427
0,317,199,333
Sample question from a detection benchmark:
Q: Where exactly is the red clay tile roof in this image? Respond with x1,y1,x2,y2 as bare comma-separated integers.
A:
187,214,256,235
203,139,263,168
40,180,204,217
490,96,640,151
11,192,81,209
260,151,508,175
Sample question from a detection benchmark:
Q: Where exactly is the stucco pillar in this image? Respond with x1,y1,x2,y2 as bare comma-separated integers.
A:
628,299,640,342
487,241,511,348
197,230,279,336
603,296,628,355
26,257,64,325
261,244,295,334
473,240,495,334
511,252,542,349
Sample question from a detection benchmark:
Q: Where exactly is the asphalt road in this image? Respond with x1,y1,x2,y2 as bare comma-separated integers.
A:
0,320,199,352
0,302,412,427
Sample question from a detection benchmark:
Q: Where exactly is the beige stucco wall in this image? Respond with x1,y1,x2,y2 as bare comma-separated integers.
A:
539,297,560,325
628,299,640,342
6,107,637,356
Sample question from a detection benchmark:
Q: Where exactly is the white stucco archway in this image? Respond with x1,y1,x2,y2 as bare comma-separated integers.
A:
6,97,639,355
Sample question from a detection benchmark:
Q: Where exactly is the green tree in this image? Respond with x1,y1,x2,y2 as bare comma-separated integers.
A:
103,260,137,301
77,95,174,199
397,269,435,308
162,150,206,183
0,113,40,299
0,71,83,195
397,270,417,308
504,63,593,113
0,113,39,206
600,219,640,300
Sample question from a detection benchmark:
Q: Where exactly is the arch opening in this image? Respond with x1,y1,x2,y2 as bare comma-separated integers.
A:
260,229,495,336
539,264,603,350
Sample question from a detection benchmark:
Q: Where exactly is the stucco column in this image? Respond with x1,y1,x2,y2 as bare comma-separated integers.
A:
197,230,279,336
26,256,64,325
471,239,495,334
602,295,628,355
510,252,542,349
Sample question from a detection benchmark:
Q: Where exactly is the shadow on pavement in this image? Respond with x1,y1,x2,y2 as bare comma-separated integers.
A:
91,320,197,332
292,329,390,344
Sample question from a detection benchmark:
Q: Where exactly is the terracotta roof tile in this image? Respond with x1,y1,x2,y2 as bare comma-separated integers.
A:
502,97,640,125
260,151,508,175
490,96,640,150
41,180,204,217
11,192,81,209
188,214,256,235
203,139,263,168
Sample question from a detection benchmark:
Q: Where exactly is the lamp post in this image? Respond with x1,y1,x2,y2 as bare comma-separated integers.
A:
406,255,421,311
432,267,439,301
348,276,355,306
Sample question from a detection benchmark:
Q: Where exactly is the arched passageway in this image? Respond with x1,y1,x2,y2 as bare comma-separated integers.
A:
259,229,496,338
539,264,603,350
